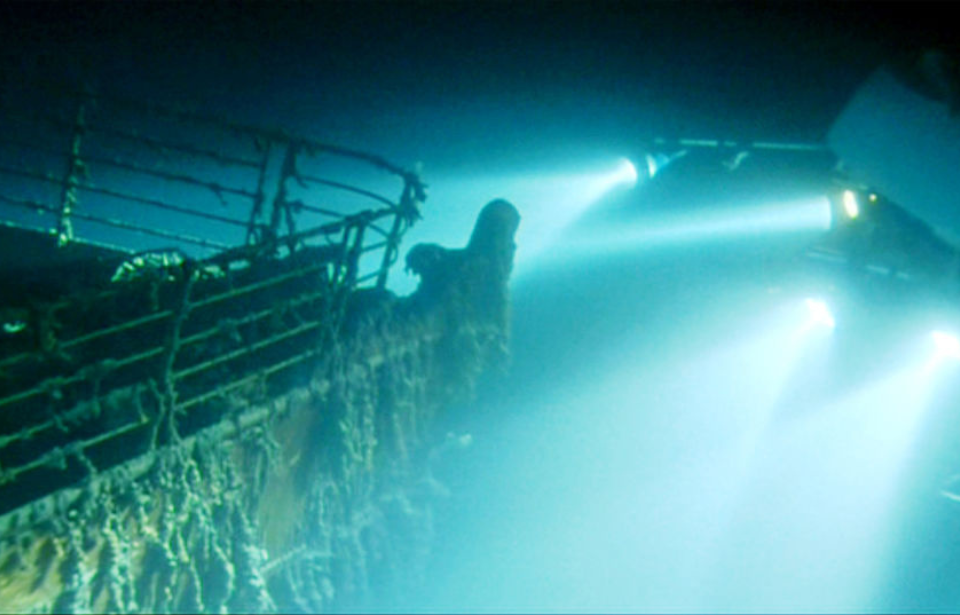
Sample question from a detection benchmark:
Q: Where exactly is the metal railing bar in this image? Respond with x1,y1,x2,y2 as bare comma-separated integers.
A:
7,81,423,184
0,155,255,210
298,174,398,209
0,192,59,215
66,88,270,140
0,345,165,410
0,217,56,236
0,176,285,253
360,240,389,254
293,204,344,218
45,85,411,177
0,266,327,376
271,220,345,246
78,184,249,228
0,162,66,188
0,287,168,371
70,210,231,250
176,289,328,350
0,384,278,529
188,261,331,310
85,123,261,168
258,208,396,250
79,152,256,199
0,354,332,528
0,321,443,523
95,90,414,177
367,222,391,239
58,234,133,255
356,271,381,284
0,243,335,373
62,309,175,350
177,345,323,411
298,142,411,179
0,417,146,486
172,319,323,382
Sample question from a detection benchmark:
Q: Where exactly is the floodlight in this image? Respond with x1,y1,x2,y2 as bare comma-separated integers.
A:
644,153,659,178
842,190,860,219
616,158,639,188
804,298,836,329
931,330,960,360
642,150,687,179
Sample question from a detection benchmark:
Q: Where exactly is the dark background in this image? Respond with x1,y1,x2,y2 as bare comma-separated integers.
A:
3,1,954,167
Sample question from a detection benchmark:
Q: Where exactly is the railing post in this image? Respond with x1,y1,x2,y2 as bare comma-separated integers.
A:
56,93,87,247
344,220,367,290
247,138,273,246
269,142,301,248
152,262,197,448
376,177,423,290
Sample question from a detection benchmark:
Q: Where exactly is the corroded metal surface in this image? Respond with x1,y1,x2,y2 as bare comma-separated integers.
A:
0,199,518,613
0,81,518,613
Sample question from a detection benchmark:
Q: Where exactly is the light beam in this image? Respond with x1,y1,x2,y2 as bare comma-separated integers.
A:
931,330,960,361
804,298,836,330
567,195,834,259
614,157,639,189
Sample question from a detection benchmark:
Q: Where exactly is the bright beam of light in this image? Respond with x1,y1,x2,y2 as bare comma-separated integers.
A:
614,157,639,189
565,195,834,260
843,189,860,219
708,296,836,484
719,343,944,612
570,296,837,610
502,157,643,266
804,298,836,329
675,297,840,557
573,157,641,203
931,330,960,360
399,158,645,283
482,295,839,612
421,290,844,613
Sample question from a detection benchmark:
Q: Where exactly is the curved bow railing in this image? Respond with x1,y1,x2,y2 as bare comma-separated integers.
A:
0,80,427,516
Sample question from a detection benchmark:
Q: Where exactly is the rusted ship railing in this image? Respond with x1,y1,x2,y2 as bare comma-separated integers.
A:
0,80,426,518
0,78,425,286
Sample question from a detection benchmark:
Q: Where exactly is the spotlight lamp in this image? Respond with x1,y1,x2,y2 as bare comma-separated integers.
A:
842,190,860,219
641,149,688,179
616,158,639,188
931,330,960,360
804,298,836,329
826,186,878,225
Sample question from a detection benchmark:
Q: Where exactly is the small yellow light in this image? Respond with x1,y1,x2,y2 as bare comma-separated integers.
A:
842,190,859,219
868,193,878,203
